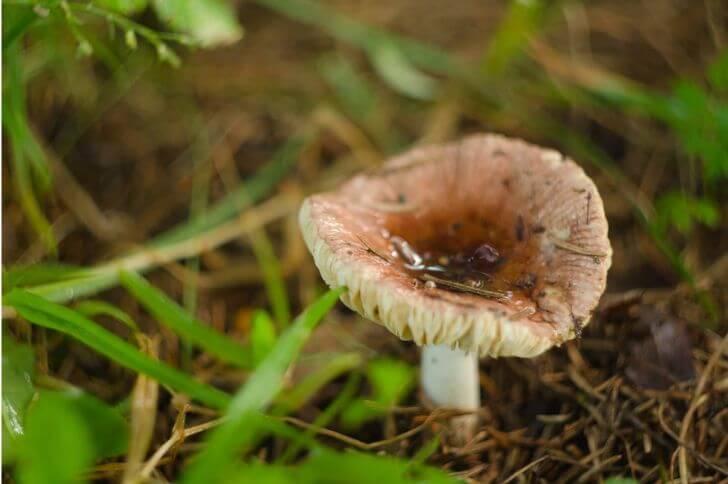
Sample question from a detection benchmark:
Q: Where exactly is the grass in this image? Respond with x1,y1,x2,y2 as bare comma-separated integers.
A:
3,0,727,482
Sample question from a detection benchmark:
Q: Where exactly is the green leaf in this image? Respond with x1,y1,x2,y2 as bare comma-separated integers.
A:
119,270,252,368
3,264,87,293
342,358,415,428
250,310,277,366
708,49,728,92
480,0,545,76
655,192,720,236
5,289,231,409
2,338,35,442
16,392,95,484
369,42,438,100
300,448,457,484
74,299,138,331
604,478,638,484
229,448,458,484
152,0,243,47
318,54,378,125
181,287,345,484
46,390,129,459
4,43,56,253
94,0,149,15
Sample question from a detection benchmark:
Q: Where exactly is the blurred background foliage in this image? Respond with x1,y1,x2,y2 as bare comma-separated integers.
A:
2,0,727,482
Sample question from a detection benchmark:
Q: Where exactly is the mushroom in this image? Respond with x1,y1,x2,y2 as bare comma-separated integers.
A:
299,134,612,443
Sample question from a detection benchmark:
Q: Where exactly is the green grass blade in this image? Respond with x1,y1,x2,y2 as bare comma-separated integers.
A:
4,289,231,409
181,287,345,484
14,133,313,306
151,134,311,247
119,270,253,368
480,0,545,76
254,0,465,83
275,352,362,413
249,310,277,366
249,228,290,329
3,264,86,293
73,299,138,331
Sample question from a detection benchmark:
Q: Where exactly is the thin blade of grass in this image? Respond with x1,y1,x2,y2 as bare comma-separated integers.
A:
275,352,362,414
3,264,86,293
73,299,138,331
8,136,310,307
181,287,345,484
119,270,253,369
480,0,545,76
278,372,361,463
248,228,290,329
15,190,297,306
151,133,311,247
4,289,231,409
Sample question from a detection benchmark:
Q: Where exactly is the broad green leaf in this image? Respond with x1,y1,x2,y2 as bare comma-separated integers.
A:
152,0,242,47
17,392,94,484
250,310,277,366
5,290,231,409
45,390,129,459
230,448,458,484
181,288,345,484
299,448,457,484
119,270,252,368
655,192,720,236
2,338,35,442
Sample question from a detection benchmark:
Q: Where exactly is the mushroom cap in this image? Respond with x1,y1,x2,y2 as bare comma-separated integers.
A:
299,134,612,358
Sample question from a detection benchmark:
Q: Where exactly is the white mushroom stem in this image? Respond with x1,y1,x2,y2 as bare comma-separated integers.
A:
421,344,480,443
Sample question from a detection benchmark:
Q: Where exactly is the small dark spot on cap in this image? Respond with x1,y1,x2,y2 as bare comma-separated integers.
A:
452,221,463,232
398,193,407,203
515,215,525,242
502,178,511,188
515,272,537,290
532,223,546,234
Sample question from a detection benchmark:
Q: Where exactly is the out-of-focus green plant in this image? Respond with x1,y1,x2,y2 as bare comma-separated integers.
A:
3,338,129,483
341,358,416,429
2,0,243,253
595,51,727,238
